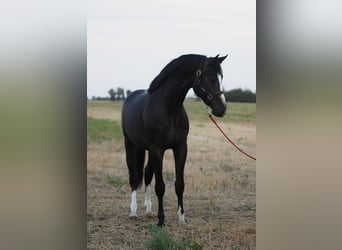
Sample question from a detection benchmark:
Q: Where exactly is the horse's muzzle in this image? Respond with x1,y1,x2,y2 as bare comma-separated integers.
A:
211,97,226,117
212,107,226,117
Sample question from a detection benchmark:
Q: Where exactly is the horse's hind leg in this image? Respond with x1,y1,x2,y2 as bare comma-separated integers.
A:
124,134,145,217
173,143,187,224
144,152,154,215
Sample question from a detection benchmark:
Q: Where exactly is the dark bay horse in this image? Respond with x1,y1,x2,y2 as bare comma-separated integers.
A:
121,54,227,226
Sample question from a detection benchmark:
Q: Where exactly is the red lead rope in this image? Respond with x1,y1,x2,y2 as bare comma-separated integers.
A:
208,114,256,161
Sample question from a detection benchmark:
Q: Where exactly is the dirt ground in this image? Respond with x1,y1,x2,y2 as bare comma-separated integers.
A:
87,108,256,249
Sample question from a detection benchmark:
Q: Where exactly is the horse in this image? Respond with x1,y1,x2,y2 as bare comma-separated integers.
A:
121,54,227,226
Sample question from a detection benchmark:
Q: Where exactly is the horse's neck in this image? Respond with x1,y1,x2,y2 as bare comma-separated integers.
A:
160,77,192,114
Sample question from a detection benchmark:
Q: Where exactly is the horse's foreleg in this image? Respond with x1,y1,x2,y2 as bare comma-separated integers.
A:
144,184,152,215
144,155,154,215
130,190,137,218
151,149,165,227
173,143,187,224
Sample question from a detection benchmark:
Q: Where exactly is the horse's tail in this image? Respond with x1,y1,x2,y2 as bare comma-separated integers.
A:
123,130,146,190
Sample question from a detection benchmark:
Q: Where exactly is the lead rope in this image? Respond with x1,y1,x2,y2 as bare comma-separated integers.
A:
207,111,256,161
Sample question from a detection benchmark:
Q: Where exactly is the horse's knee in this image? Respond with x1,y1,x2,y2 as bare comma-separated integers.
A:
155,181,165,198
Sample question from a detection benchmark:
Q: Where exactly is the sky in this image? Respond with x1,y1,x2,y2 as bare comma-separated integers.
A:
87,0,256,98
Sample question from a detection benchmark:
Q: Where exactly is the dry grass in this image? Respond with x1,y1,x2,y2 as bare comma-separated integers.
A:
87,101,256,249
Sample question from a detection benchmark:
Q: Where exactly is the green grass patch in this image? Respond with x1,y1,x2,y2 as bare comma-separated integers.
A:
87,117,122,144
107,175,127,187
226,102,256,123
87,100,123,111
144,224,203,250
107,175,127,193
87,100,255,124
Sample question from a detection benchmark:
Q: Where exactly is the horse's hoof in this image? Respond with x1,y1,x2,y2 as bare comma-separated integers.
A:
156,223,164,228
178,220,186,225
177,208,186,225
145,212,154,218
129,213,138,219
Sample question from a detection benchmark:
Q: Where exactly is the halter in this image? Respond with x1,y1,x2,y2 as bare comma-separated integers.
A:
193,69,224,102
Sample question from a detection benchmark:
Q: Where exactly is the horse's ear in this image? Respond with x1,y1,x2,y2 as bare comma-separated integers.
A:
218,54,228,64
206,55,219,66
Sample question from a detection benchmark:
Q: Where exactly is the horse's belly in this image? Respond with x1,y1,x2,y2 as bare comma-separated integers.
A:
145,125,188,150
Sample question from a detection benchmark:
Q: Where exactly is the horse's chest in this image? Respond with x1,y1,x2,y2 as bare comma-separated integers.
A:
146,120,188,148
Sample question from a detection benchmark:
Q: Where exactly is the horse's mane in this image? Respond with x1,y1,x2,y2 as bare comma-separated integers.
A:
148,54,207,93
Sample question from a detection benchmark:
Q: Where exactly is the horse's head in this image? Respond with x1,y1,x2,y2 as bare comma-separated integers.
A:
193,54,228,117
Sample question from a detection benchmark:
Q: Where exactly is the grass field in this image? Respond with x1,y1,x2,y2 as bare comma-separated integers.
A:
87,100,256,249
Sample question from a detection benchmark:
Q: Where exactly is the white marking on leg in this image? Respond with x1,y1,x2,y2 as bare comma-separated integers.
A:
177,206,185,224
129,191,137,217
145,185,152,215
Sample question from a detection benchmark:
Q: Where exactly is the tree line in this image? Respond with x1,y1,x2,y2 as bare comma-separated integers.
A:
223,88,256,103
89,87,256,103
90,87,132,101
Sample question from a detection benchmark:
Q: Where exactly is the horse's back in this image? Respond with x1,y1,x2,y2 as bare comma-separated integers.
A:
122,89,146,109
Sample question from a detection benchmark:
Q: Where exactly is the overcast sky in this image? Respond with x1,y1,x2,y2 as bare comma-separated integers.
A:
87,0,256,97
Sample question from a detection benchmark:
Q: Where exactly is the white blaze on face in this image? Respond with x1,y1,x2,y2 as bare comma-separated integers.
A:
217,73,222,85
144,185,152,214
130,190,137,217
217,73,226,106
220,93,226,106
